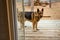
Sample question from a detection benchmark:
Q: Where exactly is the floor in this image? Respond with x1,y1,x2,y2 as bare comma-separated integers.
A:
17,20,60,40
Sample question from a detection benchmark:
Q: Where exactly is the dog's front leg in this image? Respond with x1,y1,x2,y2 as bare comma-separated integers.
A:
35,22,39,31
33,21,37,32
34,21,39,31
32,13,38,31
35,22,37,30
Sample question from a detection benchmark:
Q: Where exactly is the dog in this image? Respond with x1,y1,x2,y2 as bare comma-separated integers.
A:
17,8,44,31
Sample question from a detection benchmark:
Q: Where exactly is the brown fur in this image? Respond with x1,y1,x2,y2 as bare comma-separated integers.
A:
17,8,44,31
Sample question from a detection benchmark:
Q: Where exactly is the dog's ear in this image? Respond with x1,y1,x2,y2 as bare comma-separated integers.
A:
37,8,40,12
41,8,44,12
41,8,44,13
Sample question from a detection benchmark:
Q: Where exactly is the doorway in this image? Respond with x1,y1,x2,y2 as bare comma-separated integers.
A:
15,0,60,40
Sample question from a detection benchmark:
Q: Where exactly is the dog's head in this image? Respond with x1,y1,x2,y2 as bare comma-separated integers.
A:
37,8,44,18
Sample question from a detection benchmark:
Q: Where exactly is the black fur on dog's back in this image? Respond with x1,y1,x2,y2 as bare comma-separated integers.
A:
20,12,33,20
25,12,33,20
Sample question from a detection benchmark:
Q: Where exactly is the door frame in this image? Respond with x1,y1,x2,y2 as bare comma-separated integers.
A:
6,0,25,40
6,0,17,40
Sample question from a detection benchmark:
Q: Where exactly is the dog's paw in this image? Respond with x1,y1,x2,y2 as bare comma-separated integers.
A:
33,29,37,32
36,29,39,30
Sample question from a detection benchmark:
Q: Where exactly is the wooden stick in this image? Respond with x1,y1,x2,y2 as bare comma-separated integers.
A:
43,16,51,18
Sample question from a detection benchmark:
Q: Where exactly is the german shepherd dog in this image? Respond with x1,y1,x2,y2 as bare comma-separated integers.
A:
18,8,44,31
